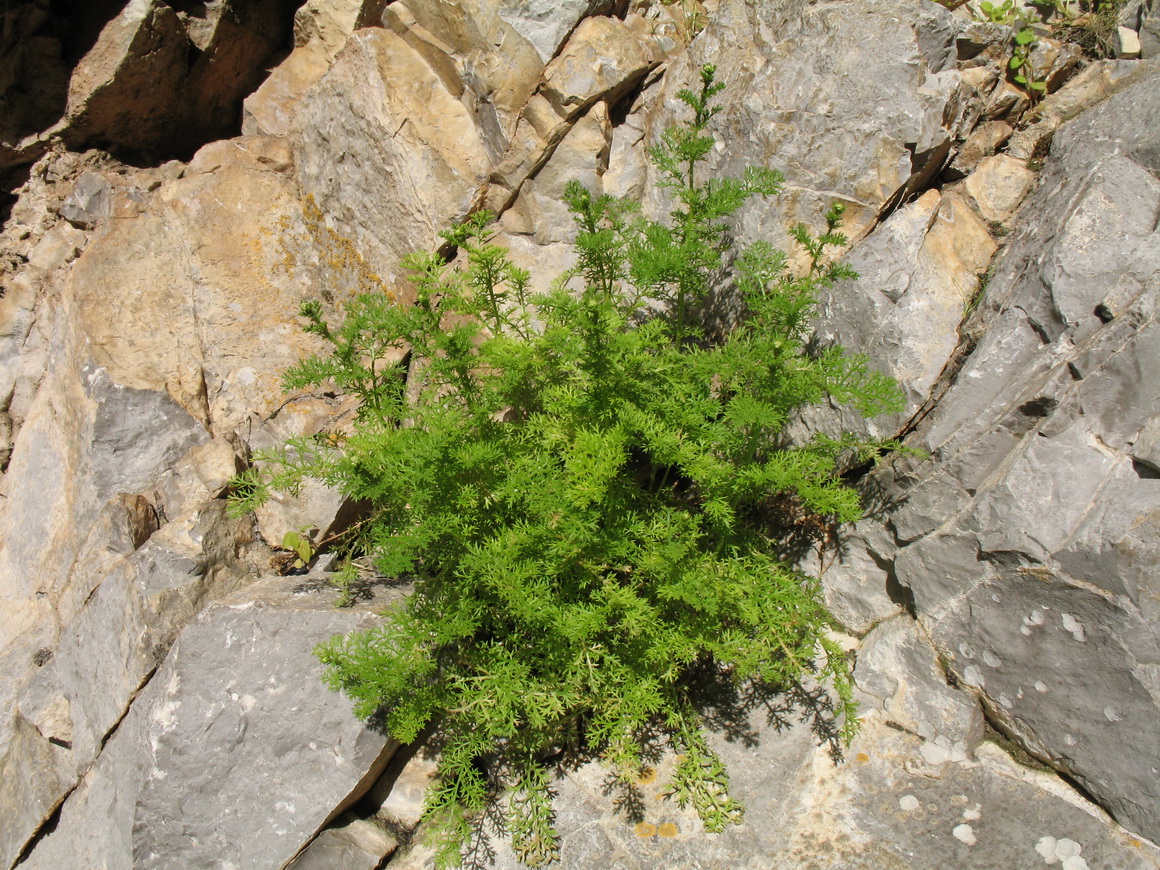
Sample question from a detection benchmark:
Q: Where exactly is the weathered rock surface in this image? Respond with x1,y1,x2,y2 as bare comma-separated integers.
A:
634,0,980,250
2,0,1160,866
839,64,1160,843
380,661,1158,870
60,0,297,160
293,26,495,284
16,574,401,870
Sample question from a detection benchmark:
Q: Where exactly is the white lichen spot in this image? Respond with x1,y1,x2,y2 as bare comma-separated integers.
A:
1035,681,1048,693
1054,839,1080,859
959,643,977,659
983,650,1002,668
1065,733,1077,747
899,794,920,811
235,366,257,385
921,741,951,766
1037,836,1087,868
240,694,257,713
1037,836,1059,862
962,804,981,821
1024,610,1046,630
953,824,977,845
962,664,985,688
1060,613,1086,642
1103,706,1121,722
1021,625,1033,636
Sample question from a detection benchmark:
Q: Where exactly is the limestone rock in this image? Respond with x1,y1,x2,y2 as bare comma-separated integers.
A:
293,27,494,285
294,0,389,56
382,699,1158,869
793,187,996,441
69,136,329,433
855,66,1160,842
856,615,985,750
57,171,112,229
241,41,332,138
288,817,398,870
16,575,402,870
962,154,1037,224
539,16,659,120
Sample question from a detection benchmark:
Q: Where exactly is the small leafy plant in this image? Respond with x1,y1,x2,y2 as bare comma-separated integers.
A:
278,528,316,572
1010,18,1048,96
233,66,902,867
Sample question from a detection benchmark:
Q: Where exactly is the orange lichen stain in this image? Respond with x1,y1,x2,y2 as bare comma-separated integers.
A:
634,822,657,838
658,823,679,838
855,752,870,764
635,767,657,785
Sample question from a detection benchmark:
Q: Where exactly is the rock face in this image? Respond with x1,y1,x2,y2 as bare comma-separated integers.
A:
17,575,400,870
839,65,1160,843
2,0,1160,867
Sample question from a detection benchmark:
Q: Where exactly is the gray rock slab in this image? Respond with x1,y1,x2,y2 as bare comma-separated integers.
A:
388,712,1160,870
17,574,405,870
929,568,1160,843
287,817,398,870
851,66,1160,843
856,615,984,750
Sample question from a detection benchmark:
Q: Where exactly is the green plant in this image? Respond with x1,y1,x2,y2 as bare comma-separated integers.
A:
1009,17,1048,96
657,0,707,43
233,65,903,868
980,0,1019,23
279,528,316,570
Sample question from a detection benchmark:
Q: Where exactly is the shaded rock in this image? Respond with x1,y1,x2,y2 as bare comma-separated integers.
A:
61,0,191,157
288,817,398,870
366,743,441,830
807,519,905,636
61,0,297,160
0,0,71,172
17,574,402,870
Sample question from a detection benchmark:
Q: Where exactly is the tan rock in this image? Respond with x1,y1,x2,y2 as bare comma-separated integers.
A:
67,139,327,433
540,16,658,120
1116,25,1142,59
963,154,1037,224
394,0,549,137
63,0,190,154
512,102,611,243
293,0,388,56
242,42,332,138
952,119,1014,176
293,28,493,282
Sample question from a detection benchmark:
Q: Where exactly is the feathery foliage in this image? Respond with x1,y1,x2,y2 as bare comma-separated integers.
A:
231,65,903,867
